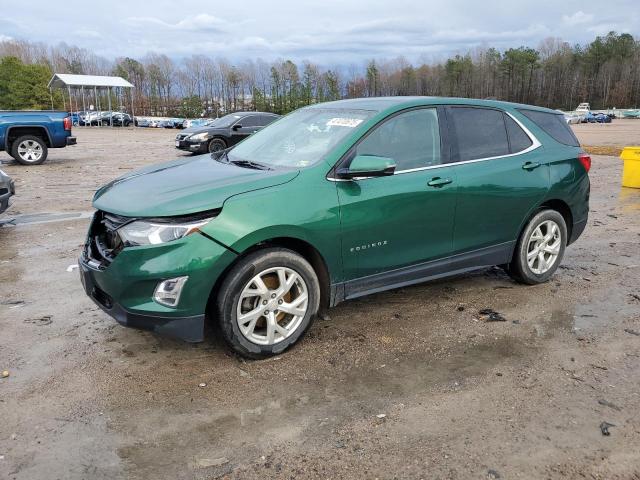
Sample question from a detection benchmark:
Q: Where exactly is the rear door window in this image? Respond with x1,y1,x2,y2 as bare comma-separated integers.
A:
446,107,510,161
260,115,278,126
517,109,580,147
240,116,261,128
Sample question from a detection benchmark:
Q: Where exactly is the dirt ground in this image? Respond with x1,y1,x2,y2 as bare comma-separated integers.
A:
1,121,639,480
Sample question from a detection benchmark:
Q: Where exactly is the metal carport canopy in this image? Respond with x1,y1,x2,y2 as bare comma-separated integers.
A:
48,74,134,89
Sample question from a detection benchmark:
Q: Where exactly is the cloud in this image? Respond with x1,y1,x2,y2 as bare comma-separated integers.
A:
0,34,13,42
175,14,227,31
241,22,552,62
123,14,227,32
587,23,627,36
235,36,272,49
73,29,101,39
2,0,640,65
344,18,425,36
562,11,595,26
0,16,25,36
432,24,550,44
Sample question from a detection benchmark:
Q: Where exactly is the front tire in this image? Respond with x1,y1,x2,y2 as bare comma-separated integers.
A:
507,209,567,285
216,248,320,358
11,135,48,165
208,138,226,154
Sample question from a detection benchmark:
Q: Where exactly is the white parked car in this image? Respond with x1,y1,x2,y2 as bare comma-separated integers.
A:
564,114,582,124
576,103,591,113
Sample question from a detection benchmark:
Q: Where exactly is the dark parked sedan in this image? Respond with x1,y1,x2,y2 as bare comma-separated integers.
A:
0,168,15,215
175,112,280,154
111,113,133,127
94,112,133,127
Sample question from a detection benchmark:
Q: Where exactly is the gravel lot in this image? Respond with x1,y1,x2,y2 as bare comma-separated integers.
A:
1,121,639,480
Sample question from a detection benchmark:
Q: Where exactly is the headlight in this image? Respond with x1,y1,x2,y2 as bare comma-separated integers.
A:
118,218,213,246
189,132,209,142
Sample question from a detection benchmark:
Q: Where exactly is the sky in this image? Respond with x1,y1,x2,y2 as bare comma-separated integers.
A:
0,0,639,64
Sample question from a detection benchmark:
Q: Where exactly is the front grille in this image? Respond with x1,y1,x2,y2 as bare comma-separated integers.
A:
85,211,130,267
176,133,189,141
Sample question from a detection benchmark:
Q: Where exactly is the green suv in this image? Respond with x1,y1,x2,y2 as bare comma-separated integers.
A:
79,97,590,358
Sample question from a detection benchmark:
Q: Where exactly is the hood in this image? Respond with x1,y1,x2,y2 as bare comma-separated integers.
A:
93,155,298,217
181,125,208,135
181,125,225,135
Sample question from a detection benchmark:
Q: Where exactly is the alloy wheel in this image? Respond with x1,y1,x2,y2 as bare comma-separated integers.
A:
526,220,561,274
209,141,225,153
17,140,43,162
236,267,309,345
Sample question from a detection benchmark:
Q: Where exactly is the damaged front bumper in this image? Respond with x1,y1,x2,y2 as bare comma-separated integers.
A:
79,211,237,342
79,260,206,341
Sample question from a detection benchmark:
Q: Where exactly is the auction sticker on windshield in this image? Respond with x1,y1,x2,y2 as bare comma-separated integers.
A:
327,118,364,128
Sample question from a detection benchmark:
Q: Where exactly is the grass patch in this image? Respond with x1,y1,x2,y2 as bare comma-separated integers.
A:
583,145,623,157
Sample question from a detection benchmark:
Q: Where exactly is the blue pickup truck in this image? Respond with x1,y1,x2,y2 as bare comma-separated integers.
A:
0,111,76,165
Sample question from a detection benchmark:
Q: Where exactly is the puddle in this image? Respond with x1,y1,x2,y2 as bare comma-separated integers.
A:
543,286,638,336
108,335,524,478
335,337,522,400
618,187,640,214
0,226,22,294
0,211,93,226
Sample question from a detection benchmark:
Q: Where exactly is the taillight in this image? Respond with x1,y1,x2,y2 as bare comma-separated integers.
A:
578,153,591,173
63,116,72,131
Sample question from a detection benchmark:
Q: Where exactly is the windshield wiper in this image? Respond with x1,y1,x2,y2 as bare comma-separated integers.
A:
229,159,272,170
211,149,271,170
211,149,230,164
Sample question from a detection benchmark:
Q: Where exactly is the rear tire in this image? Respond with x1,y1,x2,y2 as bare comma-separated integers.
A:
507,209,567,285
11,135,48,165
216,248,320,359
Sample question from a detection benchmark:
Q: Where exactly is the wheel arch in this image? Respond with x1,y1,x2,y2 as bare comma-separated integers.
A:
6,126,52,150
508,198,574,266
538,198,573,242
209,136,228,146
207,236,332,319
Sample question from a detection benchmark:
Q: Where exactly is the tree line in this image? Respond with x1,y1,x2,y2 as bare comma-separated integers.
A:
1,32,639,116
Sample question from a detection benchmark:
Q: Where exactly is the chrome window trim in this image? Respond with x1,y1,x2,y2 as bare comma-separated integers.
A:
327,110,541,182
232,115,258,128
394,111,541,174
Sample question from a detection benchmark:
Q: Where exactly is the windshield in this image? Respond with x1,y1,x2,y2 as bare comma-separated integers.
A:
213,113,245,128
227,108,373,168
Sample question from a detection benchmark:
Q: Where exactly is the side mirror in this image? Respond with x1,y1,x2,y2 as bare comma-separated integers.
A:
336,154,396,179
232,124,242,131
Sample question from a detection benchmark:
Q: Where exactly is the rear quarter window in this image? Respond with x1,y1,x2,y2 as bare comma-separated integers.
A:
517,109,580,147
504,114,533,153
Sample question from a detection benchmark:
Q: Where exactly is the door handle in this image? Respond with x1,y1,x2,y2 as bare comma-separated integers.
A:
427,177,453,187
522,161,541,171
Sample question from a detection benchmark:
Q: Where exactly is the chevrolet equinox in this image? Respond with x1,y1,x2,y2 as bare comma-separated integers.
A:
80,97,590,358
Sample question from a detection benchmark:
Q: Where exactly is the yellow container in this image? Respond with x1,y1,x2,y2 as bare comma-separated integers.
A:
620,146,640,188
